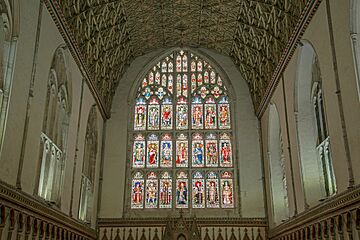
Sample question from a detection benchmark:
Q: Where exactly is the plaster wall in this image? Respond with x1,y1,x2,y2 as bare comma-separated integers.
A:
100,48,265,218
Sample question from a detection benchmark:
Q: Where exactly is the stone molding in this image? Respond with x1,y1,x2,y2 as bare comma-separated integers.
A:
43,0,109,119
0,180,96,239
268,184,360,238
256,0,322,117
42,0,323,119
98,217,267,228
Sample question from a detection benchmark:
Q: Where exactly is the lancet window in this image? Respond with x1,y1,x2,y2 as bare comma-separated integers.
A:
130,50,235,210
38,47,70,204
79,106,98,223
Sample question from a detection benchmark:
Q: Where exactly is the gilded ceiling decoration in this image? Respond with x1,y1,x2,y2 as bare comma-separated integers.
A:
59,0,307,112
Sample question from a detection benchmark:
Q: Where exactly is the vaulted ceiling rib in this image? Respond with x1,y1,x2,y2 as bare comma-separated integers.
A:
59,0,307,112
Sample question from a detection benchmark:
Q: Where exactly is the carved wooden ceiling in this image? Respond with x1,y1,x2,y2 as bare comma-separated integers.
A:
59,0,308,113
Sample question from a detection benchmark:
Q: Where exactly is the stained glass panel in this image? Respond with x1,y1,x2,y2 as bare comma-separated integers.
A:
192,134,204,167
205,103,217,129
206,172,219,208
197,73,203,86
219,134,232,167
182,55,188,72
162,62,167,73
147,102,160,130
218,103,230,129
221,171,234,208
161,99,173,130
204,71,209,84
168,62,173,73
149,72,154,85
147,134,159,168
176,171,188,208
168,75,173,94
176,134,188,167
155,71,161,85
145,172,158,208
191,61,196,72
132,135,146,168
176,99,188,130
205,135,218,167
176,55,182,72
160,172,172,208
191,104,203,129
182,75,188,97
131,172,144,209
161,74,167,87
160,134,172,168
197,61,203,71
176,74,182,97
192,172,205,208
191,74,196,93
210,71,216,84
134,104,146,131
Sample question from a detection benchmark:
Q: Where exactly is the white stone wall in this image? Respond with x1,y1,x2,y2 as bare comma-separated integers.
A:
0,0,104,228
261,0,360,227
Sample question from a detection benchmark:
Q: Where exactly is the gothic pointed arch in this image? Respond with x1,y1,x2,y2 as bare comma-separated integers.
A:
127,48,236,213
268,103,289,225
79,105,98,223
0,0,19,153
294,41,336,207
38,45,72,204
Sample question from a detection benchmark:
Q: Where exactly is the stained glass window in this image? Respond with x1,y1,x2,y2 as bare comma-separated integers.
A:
131,172,144,209
130,49,235,210
160,172,172,208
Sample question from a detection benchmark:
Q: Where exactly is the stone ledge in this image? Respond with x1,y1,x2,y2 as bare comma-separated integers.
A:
269,185,360,238
0,180,96,239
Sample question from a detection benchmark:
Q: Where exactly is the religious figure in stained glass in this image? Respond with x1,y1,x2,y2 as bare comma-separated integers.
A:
205,104,217,129
130,49,236,211
176,98,188,129
221,172,234,208
206,172,219,208
192,134,204,167
218,103,230,129
148,102,160,130
176,135,188,167
147,135,159,167
132,136,145,168
134,105,146,130
145,172,158,208
131,172,144,209
192,172,205,208
220,134,232,167
160,135,172,167
192,104,203,129
176,172,188,208
161,104,173,129
205,137,218,167
160,172,172,208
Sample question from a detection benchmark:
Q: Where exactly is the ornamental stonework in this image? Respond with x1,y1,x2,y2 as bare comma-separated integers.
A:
59,0,306,112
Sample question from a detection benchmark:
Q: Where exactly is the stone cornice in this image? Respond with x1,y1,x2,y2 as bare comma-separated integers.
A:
269,185,360,238
98,217,267,227
43,0,109,119
0,180,96,239
256,0,322,117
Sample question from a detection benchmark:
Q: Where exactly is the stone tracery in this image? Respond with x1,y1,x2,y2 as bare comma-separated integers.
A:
58,0,307,113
